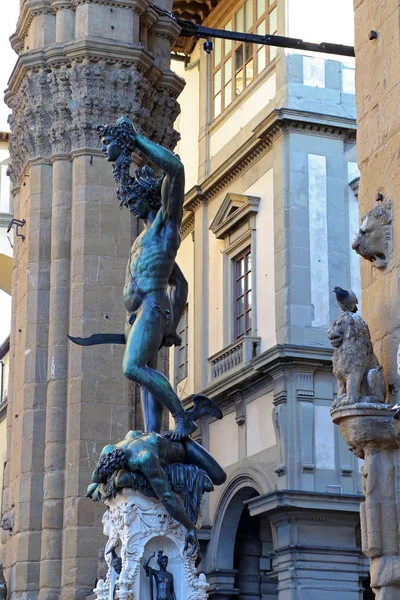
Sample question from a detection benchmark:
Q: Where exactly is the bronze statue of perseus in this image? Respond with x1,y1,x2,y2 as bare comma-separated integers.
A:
69,116,222,439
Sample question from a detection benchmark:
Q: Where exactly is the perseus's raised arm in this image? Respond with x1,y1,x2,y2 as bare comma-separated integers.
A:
134,131,185,225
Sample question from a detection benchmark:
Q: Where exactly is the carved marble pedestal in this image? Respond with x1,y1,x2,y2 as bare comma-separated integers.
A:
93,489,209,600
331,404,400,600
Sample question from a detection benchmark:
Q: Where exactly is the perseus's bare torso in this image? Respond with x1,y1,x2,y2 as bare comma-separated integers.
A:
123,211,179,315
151,570,174,600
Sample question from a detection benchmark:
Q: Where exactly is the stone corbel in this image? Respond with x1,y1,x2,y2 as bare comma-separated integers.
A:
148,14,183,44
141,4,158,30
9,33,24,55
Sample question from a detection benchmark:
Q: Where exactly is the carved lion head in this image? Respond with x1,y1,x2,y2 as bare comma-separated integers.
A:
352,201,392,268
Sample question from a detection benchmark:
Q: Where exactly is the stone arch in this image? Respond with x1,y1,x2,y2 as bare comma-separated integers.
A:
209,466,270,571
0,253,12,295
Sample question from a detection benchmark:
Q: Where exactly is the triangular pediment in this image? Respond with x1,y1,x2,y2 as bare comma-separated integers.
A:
210,193,260,239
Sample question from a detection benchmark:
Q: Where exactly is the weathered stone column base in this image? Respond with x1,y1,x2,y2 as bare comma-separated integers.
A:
332,405,400,600
371,556,400,600
94,489,209,600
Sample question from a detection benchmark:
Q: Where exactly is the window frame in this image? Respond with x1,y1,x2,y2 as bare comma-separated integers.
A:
212,0,278,119
233,248,252,340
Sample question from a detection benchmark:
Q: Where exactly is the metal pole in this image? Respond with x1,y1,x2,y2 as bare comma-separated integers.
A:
175,18,355,58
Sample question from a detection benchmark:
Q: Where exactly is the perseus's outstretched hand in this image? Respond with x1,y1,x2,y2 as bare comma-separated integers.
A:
184,529,201,560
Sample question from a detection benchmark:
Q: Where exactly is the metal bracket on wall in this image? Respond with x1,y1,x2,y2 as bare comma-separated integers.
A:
175,17,355,58
149,3,355,58
7,218,26,242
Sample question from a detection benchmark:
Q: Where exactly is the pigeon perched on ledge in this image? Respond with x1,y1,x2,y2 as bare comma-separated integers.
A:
333,287,358,313
392,403,400,420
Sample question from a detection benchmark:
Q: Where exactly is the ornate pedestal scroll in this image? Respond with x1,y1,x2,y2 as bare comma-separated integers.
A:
93,490,209,600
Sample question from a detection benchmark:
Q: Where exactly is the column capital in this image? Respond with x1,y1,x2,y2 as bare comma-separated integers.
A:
51,0,74,11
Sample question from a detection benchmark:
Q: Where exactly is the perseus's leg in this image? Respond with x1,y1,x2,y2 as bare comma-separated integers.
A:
184,438,227,486
141,353,164,433
138,449,196,532
123,306,196,440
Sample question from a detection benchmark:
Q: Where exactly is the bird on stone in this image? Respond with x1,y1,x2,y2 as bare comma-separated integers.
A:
392,403,400,420
333,287,358,313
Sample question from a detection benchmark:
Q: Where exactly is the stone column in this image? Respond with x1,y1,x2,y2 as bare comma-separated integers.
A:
3,0,185,597
353,0,400,397
332,405,400,599
51,0,75,42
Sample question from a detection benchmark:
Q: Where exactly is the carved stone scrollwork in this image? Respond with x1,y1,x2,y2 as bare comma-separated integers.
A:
7,57,183,181
94,490,209,600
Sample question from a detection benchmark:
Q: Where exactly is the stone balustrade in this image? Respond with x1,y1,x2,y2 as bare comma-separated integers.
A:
208,336,260,381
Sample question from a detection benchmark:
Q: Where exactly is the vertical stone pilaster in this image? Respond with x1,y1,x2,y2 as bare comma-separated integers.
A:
193,200,209,391
39,156,72,600
5,160,53,598
51,0,75,42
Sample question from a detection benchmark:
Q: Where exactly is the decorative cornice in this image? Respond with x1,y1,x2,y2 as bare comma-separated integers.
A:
141,5,158,30
183,108,357,215
63,37,155,68
9,33,24,55
69,148,104,159
246,489,363,518
349,176,360,196
156,68,185,96
209,193,260,239
72,0,146,9
51,0,74,10
17,0,53,40
200,343,333,403
149,14,182,43
181,210,194,238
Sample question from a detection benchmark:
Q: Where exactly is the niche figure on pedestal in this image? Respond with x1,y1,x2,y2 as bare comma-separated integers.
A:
143,551,176,600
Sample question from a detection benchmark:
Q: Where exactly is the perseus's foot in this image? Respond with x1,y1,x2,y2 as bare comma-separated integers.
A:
165,415,197,441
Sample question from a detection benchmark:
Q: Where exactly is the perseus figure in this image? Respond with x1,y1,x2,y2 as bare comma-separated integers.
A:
89,117,219,439
143,551,176,600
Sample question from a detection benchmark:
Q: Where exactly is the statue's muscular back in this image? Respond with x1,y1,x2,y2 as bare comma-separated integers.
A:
123,210,180,313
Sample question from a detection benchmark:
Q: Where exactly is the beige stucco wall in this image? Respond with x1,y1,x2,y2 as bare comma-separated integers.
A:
173,45,201,193
244,167,276,351
0,348,9,516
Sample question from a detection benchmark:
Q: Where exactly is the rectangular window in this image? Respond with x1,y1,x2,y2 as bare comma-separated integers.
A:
175,307,189,384
234,250,252,340
212,0,277,119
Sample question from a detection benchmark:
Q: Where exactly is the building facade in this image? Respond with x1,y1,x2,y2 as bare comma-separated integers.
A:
0,0,375,599
170,0,371,597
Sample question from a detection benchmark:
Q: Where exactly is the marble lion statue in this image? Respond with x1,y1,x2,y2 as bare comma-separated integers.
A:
327,311,386,408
